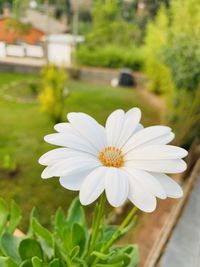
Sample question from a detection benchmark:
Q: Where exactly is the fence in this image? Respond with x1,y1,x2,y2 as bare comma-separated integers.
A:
0,42,44,58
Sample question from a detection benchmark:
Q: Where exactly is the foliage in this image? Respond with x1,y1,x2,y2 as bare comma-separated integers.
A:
143,0,200,146
0,198,139,267
162,35,200,92
143,5,169,94
76,0,144,69
12,0,29,19
5,18,32,36
142,0,170,17
0,154,17,175
76,44,144,71
168,88,200,147
144,0,200,93
39,64,68,123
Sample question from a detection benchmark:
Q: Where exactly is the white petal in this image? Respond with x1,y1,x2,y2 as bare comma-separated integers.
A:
39,148,95,166
59,169,92,191
140,132,175,146
123,126,171,153
117,108,141,147
67,112,107,151
54,122,77,134
126,145,188,160
105,167,129,207
124,167,166,199
41,157,100,178
125,159,187,173
105,109,125,146
128,175,157,212
135,123,144,132
79,167,106,205
44,133,98,156
150,172,183,198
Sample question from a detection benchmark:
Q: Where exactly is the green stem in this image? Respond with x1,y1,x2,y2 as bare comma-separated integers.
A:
91,206,138,266
64,252,74,267
88,193,106,256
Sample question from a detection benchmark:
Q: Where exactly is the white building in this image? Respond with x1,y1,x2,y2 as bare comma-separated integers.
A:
44,34,84,66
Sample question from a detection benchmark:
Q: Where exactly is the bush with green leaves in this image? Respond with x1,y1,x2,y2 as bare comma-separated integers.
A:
162,34,200,92
167,88,200,147
0,197,139,267
76,0,144,71
76,45,144,71
143,0,200,146
144,0,200,92
0,154,17,176
39,64,68,123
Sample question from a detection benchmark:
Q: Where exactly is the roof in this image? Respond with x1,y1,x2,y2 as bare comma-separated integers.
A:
0,18,44,44
22,9,66,34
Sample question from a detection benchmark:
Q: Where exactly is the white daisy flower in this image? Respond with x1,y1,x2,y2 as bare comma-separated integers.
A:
39,108,188,212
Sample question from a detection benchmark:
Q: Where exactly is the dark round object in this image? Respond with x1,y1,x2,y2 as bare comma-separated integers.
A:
118,69,135,87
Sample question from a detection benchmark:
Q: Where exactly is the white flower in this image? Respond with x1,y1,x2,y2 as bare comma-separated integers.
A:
39,108,188,212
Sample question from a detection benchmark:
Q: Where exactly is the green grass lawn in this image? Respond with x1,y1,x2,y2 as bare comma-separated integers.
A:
0,71,161,230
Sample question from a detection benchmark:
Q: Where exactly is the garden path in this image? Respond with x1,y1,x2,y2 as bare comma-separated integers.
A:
160,174,200,267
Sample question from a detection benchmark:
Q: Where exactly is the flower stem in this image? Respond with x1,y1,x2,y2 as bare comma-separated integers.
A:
88,193,106,256
91,206,138,266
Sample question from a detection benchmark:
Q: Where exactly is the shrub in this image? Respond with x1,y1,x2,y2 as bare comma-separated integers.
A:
39,64,68,123
0,154,17,176
162,34,200,92
76,44,144,71
143,0,200,146
145,58,175,96
0,198,139,267
168,88,200,147
143,5,169,94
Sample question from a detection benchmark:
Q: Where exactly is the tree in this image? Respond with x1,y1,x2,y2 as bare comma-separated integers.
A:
85,0,135,47
143,0,200,146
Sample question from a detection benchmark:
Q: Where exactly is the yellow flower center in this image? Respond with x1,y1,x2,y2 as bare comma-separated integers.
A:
98,146,124,168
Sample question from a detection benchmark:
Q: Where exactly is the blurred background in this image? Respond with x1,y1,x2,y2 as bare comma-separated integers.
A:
0,1,200,266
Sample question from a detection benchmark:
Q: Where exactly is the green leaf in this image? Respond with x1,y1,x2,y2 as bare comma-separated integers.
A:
67,198,87,229
54,208,66,228
53,208,66,237
7,200,22,234
27,208,38,237
103,215,137,245
19,239,43,260
31,218,53,247
73,258,88,267
0,256,18,267
96,262,124,267
72,223,86,255
91,251,111,261
31,257,42,267
119,215,138,237
108,251,131,265
0,198,9,235
110,245,139,267
103,225,118,242
48,258,60,267
123,245,139,267
20,259,33,267
69,246,80,260
1,233,21,263
61,223,72,252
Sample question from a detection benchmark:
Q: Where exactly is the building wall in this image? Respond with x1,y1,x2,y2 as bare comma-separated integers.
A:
48,43,72,66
